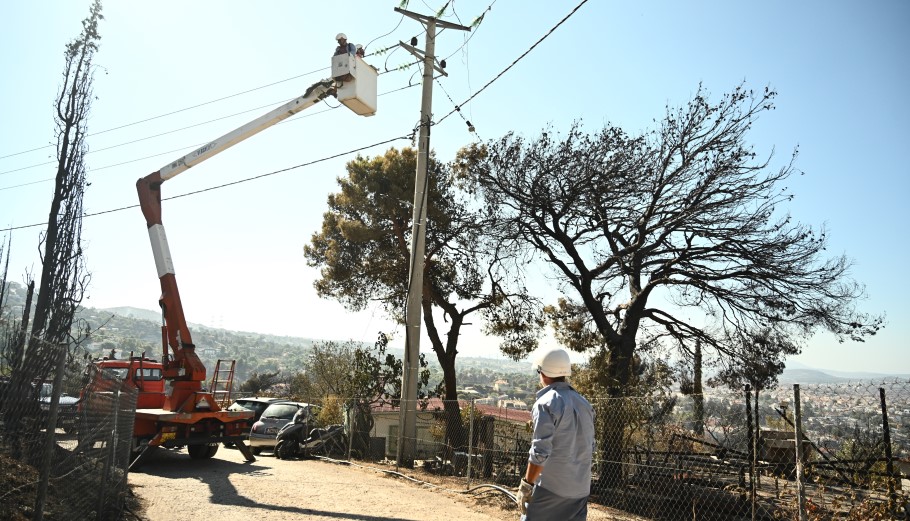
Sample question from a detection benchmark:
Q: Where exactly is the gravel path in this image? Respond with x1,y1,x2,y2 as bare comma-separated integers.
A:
128,446,631,521
128,446,518,521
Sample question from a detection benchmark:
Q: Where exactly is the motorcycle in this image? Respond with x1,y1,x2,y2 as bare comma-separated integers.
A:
274,407,310,459
275,412,345,460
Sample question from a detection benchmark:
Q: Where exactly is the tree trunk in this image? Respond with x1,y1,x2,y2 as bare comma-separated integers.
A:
599,337,635,488
422,300,467,460
693,340,705,436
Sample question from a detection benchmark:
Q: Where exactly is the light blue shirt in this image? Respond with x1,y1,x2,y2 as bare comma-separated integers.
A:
334,42,356,56
528,381,595,498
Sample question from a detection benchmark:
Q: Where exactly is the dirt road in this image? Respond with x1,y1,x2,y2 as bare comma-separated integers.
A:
128,447,626,521
129,446,518,521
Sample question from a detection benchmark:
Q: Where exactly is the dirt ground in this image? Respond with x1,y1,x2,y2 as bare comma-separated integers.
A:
127,446,631,521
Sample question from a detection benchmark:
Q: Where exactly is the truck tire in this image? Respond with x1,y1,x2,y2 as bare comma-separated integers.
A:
188,443,219,459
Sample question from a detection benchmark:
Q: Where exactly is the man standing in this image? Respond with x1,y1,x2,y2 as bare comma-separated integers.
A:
518,347,595,520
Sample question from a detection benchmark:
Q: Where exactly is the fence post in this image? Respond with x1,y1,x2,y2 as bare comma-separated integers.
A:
745,384,756,521
793,384,807,521
34,342,67,521
879,387,897,505
97,385,122,517
467,398,474,488
347,399,354,461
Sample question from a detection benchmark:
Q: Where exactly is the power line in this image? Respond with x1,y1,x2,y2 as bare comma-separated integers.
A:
435,77,481,141
1,25,416,162
2,2,591,231
0,96,337,178
0,134,411,234
437,0,590,126
0,82,420,183
439,0,495,62
0,67,329,162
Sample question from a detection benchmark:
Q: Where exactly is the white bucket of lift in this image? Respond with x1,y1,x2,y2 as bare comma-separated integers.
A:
331,54,377,116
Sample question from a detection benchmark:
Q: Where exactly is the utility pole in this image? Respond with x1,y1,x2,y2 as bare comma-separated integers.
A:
395,7,469,468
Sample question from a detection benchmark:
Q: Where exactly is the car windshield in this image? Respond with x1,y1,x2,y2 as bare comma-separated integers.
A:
261,404,300,420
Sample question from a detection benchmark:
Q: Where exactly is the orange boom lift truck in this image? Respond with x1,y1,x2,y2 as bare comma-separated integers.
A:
105,54,376,469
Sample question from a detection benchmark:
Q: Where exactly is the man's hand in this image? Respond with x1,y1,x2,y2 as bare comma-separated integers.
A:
517,479,534,515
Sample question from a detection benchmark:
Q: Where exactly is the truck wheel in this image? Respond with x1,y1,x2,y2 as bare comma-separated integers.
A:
188,443,219,459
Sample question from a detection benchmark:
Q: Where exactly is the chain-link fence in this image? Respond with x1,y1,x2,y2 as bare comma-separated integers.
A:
0,342,137,521
585,381,908,520
13,374,895,520
298,380,909,520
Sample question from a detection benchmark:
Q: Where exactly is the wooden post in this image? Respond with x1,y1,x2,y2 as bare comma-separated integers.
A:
880,388,897,505
745,385,756,521
793,384,807,521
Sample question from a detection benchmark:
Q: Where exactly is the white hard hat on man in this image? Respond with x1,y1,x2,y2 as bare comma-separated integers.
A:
533,347,572,378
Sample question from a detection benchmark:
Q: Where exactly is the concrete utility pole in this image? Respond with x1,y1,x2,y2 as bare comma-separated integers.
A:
395,7,469,468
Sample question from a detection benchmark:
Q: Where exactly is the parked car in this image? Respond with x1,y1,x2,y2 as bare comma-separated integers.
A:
37,382,79,433
248,401,318,455
223,397,282,447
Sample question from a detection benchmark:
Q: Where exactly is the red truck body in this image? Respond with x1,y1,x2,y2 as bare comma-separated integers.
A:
84,355,253,465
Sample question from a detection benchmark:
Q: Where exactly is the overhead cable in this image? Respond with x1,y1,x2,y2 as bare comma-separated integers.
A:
0,134,410,233
438,0,590,126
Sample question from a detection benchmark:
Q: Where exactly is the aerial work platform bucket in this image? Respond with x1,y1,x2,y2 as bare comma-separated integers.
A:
332,54,377,116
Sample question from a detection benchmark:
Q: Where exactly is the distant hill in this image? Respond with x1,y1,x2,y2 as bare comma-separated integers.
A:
89,304,910,380
92,305,534,373
822,369,910,380
778,368,850,384
100,306,160,323
3,283,906,381
779,367,910,384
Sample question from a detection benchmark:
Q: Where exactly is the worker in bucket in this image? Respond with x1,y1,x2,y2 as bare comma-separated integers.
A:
334,33,356,56
518,347,595,520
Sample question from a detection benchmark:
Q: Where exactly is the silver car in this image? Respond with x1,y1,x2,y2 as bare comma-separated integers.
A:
248,401,317,455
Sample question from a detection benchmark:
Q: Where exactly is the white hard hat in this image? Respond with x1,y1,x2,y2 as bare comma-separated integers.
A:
534,348,572,377
336,33,347,41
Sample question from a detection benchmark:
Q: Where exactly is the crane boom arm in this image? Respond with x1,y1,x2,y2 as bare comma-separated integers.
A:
136,78,336,382
160,79,336,181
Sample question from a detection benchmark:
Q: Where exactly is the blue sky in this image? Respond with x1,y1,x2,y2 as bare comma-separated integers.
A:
1,1,907,373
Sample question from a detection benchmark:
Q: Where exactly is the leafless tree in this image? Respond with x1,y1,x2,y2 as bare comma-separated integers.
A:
3,0,102,458
464,83,884,484
25,0,101,369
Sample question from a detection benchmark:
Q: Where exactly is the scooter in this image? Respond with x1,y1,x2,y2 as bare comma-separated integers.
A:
275,418,346,460
274,408,310,460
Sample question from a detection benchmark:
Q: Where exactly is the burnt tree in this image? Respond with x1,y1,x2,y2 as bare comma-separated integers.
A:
4,0,101,458
466,84,883,485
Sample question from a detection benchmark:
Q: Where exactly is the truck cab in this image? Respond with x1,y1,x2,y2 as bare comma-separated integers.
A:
87,356,166,409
